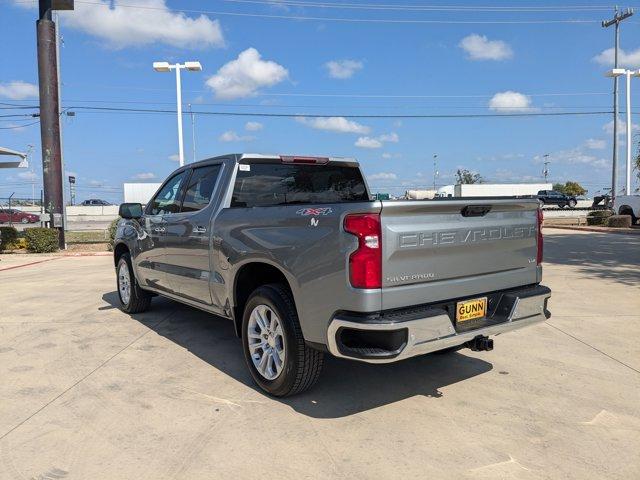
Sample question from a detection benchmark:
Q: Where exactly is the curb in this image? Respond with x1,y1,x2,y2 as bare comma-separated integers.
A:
544,226,640,235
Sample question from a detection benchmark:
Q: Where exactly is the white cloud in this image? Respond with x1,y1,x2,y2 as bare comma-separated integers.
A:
219,130,255,142
0,80,38,100
355,137,383,149
533,148,608,170
168,154,180,162
381,152,402,159
378,132,399,143
355,132,399,149
206,48,288,100
593,47,640,68
603,119,640,136
489,91,533,112
296,116,370,134
368,172,398,181
28,0,226,49
245,121,263,131
324,59,364,79
459,34,513,61
17,171,37,180
133,172,156,180
585,138,606,150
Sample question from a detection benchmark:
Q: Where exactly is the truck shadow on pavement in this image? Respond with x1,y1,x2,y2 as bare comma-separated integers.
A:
544,232,640,286
103,292,493,419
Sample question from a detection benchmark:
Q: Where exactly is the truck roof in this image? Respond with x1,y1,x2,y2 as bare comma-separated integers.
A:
186,153,359,168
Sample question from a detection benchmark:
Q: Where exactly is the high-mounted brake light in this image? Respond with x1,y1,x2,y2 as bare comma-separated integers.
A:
280,156,330,165
536,208,544,265
344,213,382,289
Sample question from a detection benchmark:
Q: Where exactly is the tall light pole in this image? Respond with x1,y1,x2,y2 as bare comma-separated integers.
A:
153,61,202,167
602,8,633,203
606,68,640,195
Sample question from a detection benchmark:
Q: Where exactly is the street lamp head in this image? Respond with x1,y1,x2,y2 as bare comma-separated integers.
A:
632,70,640,77
605,68,627,77
184,61,203,72
153,61,171,72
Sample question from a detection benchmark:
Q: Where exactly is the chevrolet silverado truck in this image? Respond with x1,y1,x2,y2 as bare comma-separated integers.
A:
113,154,551,396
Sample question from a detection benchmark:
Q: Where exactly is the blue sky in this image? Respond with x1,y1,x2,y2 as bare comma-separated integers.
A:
2,0,640,202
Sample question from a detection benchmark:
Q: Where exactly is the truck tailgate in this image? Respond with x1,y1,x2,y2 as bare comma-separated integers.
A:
380,199,541,310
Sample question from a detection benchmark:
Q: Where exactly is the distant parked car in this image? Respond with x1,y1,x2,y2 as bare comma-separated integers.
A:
0,208,40,224
81,199,112,206
537,190,577,208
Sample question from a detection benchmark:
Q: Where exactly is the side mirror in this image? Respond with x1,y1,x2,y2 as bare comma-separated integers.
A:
119,203,143,219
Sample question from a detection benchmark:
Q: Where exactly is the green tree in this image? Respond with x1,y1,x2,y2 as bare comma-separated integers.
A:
455,169,483,184
553,181,587,196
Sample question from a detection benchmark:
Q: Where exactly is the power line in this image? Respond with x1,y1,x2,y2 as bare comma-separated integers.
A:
53,0,605,24
0,120,40,129
214,0,620,13
65,104,613,119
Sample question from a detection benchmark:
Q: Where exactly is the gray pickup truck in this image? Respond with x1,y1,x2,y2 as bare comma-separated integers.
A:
113,154,551,396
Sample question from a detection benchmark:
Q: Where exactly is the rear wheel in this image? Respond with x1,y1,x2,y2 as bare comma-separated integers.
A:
568,199,577,208
242,284,323,397
116,253,151,314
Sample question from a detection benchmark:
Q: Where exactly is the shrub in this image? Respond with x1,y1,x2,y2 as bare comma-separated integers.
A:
108,218,120,251
586,210,613,226
0,226,19,251
24,227,59,253
606,215,632,228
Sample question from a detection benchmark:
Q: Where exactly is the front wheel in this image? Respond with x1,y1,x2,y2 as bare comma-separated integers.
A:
242,284,323,397
116,253,151,314
21,217,28,224
568,199,577,208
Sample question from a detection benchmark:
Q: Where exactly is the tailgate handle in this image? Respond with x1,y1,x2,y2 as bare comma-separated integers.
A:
461,205,492,217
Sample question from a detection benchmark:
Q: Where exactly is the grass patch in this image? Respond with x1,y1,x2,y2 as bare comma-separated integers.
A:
66,230,108,243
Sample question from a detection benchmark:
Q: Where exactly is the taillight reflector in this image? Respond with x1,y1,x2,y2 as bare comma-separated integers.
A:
344,213,382,289
537,208,544,265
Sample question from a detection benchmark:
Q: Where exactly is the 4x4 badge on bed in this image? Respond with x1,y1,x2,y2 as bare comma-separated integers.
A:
296,207,333,216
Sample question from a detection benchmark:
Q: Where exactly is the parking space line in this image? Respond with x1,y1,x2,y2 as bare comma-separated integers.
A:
0,258,60,272
545,321,640,375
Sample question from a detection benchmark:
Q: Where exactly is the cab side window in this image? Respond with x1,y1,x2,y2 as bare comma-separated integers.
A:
181,165,222,213
148,171,188,215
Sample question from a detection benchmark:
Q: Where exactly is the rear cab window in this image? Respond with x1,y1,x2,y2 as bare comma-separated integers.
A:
231,161,369,208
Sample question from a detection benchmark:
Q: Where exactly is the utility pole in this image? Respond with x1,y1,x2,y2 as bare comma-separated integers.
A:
602,6,634,205
189,103,196,162
36,0,73,249
432,154,438,190
543,154,550,182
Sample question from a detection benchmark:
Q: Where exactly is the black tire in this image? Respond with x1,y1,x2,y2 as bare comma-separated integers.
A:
568,199,577,208
241,284,323,397
116,253,151,314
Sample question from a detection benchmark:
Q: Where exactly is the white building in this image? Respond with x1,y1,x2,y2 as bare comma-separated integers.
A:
123,183,162,204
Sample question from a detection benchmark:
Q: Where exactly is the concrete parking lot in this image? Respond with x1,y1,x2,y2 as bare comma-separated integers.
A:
1,229,638,479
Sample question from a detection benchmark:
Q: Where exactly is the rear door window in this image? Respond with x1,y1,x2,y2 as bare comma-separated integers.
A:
181,164,222,213
231,162,368,208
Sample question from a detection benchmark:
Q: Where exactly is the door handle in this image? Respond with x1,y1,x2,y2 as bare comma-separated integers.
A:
193,226,207,234
153,227,165,233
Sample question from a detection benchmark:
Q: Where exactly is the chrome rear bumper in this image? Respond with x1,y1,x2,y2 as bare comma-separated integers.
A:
327,285,551,363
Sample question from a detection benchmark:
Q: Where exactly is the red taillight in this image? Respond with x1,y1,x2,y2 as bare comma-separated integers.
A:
280,155,329,165
344,213,382,289
536,208,544,265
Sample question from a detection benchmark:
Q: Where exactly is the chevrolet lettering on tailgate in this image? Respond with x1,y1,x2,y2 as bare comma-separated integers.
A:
398,226,537,249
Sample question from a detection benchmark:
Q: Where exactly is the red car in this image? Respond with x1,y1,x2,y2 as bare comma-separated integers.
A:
0,208,40,224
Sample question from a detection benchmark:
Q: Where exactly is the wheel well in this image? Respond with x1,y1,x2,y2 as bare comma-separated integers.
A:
233,262,293,337
113,243,129,266
619,205,633,216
